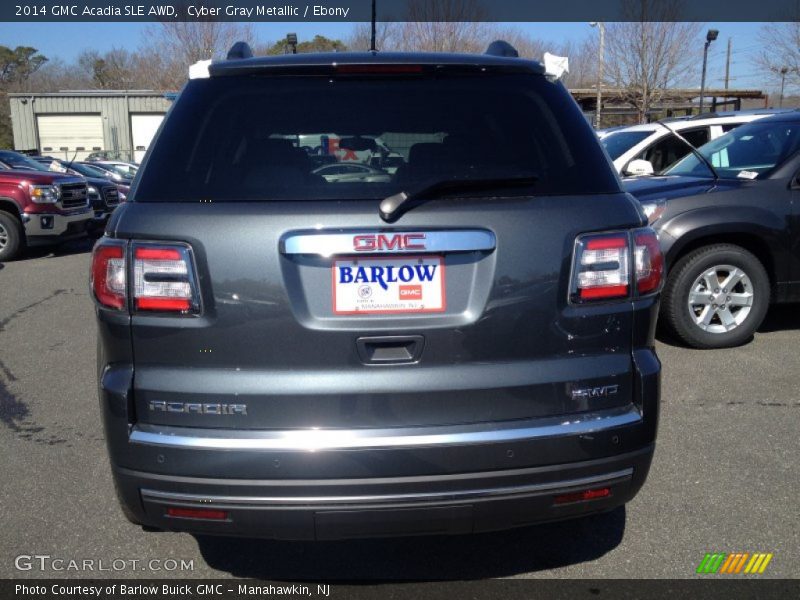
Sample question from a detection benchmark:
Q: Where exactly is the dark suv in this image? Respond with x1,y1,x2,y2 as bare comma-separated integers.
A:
93,43,663,540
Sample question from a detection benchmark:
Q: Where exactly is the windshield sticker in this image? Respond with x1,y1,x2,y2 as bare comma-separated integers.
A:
737,170,759,180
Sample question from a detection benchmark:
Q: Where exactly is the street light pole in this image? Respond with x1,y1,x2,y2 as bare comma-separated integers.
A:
590,22,605,129
780,67,789,107
699,29,719,114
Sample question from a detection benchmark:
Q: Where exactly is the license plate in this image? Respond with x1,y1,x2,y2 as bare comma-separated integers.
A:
332,256,445,315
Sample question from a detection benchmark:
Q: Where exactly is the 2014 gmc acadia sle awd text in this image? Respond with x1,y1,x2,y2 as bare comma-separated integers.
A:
92,42,663,540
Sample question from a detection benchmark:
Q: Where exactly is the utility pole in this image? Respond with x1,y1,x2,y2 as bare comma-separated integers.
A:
780,67,789,107
724,37,731,90
590,22,605,129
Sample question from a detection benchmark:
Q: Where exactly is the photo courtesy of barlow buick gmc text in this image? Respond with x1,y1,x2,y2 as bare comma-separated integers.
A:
0,1,799,599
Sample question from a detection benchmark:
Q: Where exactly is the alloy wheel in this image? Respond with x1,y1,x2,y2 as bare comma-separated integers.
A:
687,264,754,334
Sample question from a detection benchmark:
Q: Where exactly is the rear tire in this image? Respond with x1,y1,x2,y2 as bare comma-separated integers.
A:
0,211,24,262
662,244,770,349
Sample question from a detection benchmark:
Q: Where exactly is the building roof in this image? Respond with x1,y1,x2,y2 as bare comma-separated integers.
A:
569,87,766,100
8,90,173,97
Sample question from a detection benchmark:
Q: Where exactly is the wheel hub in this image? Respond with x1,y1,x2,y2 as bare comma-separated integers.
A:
687,264,754,334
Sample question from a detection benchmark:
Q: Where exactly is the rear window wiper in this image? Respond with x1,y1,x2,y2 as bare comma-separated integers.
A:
379,174,539,222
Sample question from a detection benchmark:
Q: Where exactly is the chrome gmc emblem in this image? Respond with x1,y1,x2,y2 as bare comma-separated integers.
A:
353,233,426,252
281,229,496,256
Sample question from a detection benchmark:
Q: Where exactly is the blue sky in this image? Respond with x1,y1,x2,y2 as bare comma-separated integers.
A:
0,21,778,91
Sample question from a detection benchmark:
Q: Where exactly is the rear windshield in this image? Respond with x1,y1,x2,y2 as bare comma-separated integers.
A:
600,130,654,160
135,72,619,202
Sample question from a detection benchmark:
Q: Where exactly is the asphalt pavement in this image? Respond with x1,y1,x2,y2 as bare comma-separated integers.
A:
0,239,798,580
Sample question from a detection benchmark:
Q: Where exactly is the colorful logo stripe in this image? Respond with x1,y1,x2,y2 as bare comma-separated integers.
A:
697,553,773,574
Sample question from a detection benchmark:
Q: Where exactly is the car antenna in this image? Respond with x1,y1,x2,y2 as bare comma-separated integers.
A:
655,120,719,181
66,148,79,171
370,0,377,51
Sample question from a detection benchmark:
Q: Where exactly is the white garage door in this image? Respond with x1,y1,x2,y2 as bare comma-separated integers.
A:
131,114,165,163
37,115,104,161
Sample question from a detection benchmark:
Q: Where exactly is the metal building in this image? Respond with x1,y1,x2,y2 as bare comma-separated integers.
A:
8,91,175,162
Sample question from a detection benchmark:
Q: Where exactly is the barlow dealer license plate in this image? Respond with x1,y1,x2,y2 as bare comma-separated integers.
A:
333,256,446,315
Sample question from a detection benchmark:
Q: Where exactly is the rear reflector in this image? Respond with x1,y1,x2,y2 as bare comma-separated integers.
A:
133,243,199,313
166,507,229,521
91,241,127,310
554,487,612,505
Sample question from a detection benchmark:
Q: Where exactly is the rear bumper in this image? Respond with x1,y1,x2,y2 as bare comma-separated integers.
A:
114,445,653,540
100,347,659,540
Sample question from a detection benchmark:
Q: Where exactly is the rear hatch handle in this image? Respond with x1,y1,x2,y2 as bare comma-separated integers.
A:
356,335,425,364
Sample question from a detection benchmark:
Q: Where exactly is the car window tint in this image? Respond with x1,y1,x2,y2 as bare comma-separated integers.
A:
666,120,800,178
135,73,620,202
600,131,653,160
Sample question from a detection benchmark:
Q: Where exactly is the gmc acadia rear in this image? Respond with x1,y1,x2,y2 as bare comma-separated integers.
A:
93,43,663,540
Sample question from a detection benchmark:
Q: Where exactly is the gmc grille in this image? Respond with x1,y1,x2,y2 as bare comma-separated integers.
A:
59,183,89,210
102,186,120,208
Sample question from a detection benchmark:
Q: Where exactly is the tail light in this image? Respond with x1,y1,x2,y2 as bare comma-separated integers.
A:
133,244,200,313
91,239,201,314
571,228,662,303
634,230,663,294
91,241,126,310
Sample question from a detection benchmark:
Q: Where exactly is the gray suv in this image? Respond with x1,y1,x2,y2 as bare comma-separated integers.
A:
93,42,662,540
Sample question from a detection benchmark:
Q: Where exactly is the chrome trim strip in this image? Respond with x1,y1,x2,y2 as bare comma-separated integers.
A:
129,405,641,452
280,229,496,256
141,469,633,506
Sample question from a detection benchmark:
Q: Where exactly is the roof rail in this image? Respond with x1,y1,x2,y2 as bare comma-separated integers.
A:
485,40,519,58
227,41,253,60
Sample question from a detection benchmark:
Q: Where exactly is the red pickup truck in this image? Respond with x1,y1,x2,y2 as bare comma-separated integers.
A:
0,168,91,261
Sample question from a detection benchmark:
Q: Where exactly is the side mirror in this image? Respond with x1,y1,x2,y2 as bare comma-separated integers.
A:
624,159,655,177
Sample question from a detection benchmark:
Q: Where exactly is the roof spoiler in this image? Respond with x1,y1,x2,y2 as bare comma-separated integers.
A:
484,40,519,58
227,41,253,60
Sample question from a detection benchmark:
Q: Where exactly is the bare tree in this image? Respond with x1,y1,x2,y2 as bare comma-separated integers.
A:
393,0,489,53
77,48,136,89
602,1,701,122
346,22,401,51
136,20,255,89
130,47,187,90
558,38,598,89
754,22,800,91
142,21,255,65
25,58,93,91
487,26,547,60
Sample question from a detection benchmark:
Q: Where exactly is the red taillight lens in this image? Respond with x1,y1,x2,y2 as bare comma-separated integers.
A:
166,507,229,521
132,243,199,313
554,487,612,505
571,233,630,302
634,229,664,295
91,242,126,310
